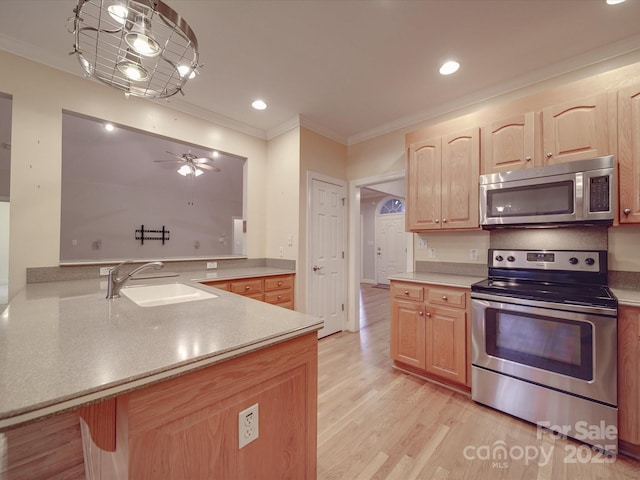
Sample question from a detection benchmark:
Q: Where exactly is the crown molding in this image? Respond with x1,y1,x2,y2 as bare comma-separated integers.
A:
347,37,640,146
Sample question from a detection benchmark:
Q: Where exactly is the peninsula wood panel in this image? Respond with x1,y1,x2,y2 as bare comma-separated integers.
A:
618,82,640,224
81,332,318,479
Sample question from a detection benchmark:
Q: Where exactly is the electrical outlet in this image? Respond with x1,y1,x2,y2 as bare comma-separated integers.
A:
469,249,479,261
99,267,111,276
416,237,428,250
287,234,293,246
207,261,218,269
428,248,437,259
279,246,284,257
238,403,259,449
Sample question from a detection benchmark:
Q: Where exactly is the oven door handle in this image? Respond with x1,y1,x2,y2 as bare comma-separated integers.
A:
470,292,616,318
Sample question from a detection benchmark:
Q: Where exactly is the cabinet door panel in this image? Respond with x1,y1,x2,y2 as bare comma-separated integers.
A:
482,112,539,173
390,300,426,370
441,128,480,229
618,83,640,224
542,93,610,165
618,306,640,445
425,306,466,384
407,138,441,231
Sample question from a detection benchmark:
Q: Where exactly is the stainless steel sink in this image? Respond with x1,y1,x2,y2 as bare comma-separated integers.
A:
120,283,218,307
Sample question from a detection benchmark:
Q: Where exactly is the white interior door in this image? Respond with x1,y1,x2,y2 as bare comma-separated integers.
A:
376,213,406,284
309,178,345,338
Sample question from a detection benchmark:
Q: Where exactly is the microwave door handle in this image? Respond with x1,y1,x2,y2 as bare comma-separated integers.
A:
575,173,584,221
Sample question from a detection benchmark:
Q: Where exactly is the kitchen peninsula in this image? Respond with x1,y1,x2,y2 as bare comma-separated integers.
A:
0,270,322,479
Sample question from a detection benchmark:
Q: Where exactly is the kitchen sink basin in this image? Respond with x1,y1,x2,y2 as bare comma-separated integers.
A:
120,283,218,307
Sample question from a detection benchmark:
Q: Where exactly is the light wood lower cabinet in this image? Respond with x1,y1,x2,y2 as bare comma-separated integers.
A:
78,332,318,479
618,305,640,455
390,280,469,389
202,273,294,310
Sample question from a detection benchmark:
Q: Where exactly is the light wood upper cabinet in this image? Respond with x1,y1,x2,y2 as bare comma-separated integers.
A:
406,128,479,231
407,137,441,230
542,92,612,165
482,112,540,174
618,83,640,224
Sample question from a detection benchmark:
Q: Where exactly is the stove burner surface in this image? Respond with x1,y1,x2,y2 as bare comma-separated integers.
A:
471,278,617,309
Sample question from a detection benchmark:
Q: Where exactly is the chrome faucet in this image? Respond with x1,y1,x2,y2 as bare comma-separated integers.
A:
106,260,164,299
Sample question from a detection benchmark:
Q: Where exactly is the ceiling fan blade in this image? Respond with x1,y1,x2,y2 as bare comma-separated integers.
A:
154,159,182,163
165,151,186,160
198,164,221,172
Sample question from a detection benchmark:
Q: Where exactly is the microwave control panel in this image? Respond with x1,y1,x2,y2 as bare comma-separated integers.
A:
589,176,610,212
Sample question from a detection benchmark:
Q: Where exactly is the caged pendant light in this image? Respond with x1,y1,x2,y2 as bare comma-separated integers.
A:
70,0,201,98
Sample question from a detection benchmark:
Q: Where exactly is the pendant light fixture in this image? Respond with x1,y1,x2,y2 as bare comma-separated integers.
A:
71,0,201,98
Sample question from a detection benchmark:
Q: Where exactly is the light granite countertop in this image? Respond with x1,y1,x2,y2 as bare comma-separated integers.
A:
388,271,486,288
0,267,321,431
611,287,640,308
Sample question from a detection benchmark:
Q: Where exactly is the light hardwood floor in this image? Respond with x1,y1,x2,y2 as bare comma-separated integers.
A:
317,284,640,480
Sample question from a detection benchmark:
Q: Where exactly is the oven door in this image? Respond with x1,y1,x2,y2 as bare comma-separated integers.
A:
471,295,617,406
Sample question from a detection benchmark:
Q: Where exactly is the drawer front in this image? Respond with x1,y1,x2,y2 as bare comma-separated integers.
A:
265,289,293,305
245,292,265,302
201,281,230,291
264,275,294,292
427,288,466,309
391,282,424,302
230,278,263,295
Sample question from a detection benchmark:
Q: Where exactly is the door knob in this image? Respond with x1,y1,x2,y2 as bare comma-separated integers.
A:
312,265,323,272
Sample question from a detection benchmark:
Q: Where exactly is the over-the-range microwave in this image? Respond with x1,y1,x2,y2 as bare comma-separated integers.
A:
479,155,615,228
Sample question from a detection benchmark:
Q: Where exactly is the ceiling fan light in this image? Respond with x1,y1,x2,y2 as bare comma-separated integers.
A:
125,15,161,57
117,50,149,81
439,60,460,75
194,168,204,177
177,165,191,176
107,3,129,24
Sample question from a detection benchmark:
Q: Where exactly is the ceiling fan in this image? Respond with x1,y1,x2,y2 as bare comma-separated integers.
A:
154,151,221,176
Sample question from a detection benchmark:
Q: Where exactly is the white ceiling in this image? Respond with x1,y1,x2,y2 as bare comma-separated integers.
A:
1,1,640,145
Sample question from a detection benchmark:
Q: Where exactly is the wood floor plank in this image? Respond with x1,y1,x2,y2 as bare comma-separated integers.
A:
317,284,640,480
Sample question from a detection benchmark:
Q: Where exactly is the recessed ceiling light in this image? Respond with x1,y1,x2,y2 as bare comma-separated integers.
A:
104,123,115,132
252,99,267,110
439,61,460,75
606,0,626,4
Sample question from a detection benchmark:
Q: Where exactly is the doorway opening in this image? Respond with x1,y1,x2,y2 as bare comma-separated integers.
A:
347,170,411,332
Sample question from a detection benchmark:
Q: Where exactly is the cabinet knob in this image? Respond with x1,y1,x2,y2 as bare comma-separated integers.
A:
404,290,409,295
278,295,282,299
442,295,448,301
442,219,447,223
435,219,440,224
525,156,532,162
425,312,431,317
624,208,631,215
245,285,251,290
546,152,553,158
277,281,283,286
419,311,424,316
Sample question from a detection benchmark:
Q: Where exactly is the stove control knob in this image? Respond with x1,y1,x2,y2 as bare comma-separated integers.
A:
585,257,595,266
569,257,579,265
507,256,515,262
495,255,504,262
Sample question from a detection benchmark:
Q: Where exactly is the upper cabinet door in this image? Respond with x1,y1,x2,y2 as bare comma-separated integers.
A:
618,83,640,224
482,112,540,174
542,92,612,165
407,137,441,231
441,127,480,229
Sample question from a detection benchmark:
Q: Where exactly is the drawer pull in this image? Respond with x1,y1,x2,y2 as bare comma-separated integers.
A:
278,281,283,286
245,286,251,290
442,295,448,300
278,295,282,299
404,290,409,295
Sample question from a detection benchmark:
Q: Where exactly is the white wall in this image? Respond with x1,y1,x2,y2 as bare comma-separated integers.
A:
0,50,268,297
0,202,8,283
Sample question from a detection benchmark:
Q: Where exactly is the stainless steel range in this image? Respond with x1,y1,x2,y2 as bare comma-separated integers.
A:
471,249,618,453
